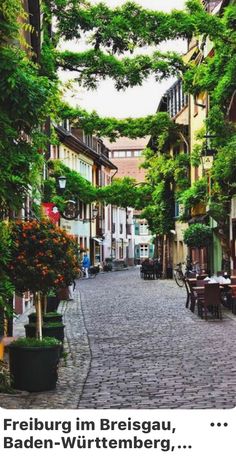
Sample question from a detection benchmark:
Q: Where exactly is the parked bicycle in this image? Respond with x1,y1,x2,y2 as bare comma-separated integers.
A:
77,265,99,279
174,263,185,287
174,260,201,287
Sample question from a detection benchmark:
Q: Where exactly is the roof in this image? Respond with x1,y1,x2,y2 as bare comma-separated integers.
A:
104,136,150,151
55,126,117,170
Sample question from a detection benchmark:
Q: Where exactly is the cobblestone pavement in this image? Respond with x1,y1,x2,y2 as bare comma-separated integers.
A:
1,268,236,409
0,288,90,409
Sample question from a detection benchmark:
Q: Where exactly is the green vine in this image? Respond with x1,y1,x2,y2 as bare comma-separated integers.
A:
56,49,186,90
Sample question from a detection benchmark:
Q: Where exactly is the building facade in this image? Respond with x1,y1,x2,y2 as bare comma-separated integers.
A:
49,124,117,266
105,137,154,264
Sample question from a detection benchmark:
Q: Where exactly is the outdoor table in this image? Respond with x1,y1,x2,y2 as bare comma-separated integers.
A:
193,284,235,310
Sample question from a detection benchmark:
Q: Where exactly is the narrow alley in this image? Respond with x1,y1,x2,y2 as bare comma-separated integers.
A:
1,269,236,409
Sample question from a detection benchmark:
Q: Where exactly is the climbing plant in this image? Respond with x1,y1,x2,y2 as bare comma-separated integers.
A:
0,0,60,216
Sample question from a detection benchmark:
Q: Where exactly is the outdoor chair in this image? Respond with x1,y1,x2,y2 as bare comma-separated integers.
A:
140,263,155,280
196,279,205,286
185,279,197,311
198,283,222,320
192,279,206,314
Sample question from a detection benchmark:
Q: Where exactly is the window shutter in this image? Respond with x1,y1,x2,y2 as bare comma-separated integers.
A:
135,223,139,235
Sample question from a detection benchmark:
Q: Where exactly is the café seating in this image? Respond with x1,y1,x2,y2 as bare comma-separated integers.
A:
187,272,197,278
184,279,195,309
140,262,155,280
197,274,208,280
197,283,222,320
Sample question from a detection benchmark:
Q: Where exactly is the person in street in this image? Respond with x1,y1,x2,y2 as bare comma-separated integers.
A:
82,253,91,278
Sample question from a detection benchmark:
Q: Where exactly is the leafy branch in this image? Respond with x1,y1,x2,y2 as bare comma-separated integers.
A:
56,49,186,90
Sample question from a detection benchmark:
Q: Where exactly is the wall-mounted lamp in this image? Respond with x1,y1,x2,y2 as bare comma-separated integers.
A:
201,134,217,172
57,175,67,191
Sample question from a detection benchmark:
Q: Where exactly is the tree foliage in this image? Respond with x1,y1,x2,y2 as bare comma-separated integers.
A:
183,223,212,248
2,0,236,253
60,105,180,142
8,220,80,294
56,49,185,90
0,0,60,215
44,160,97,211
50,0,223,50
0,222,14,316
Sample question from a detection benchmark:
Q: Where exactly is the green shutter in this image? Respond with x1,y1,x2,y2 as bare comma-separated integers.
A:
135,223,139,235
149,244,154,257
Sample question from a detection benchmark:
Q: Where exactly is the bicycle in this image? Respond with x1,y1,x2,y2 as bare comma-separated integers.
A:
78,265,99,279
174,263,185,287
174,260,201,287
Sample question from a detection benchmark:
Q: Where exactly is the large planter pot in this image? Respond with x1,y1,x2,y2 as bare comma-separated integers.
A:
25,323,65,342
47,296,60,312
57,288,69,301
28,312,63,324
8,344,61,392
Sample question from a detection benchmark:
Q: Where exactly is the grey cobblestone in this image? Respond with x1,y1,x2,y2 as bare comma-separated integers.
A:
78,269,236,409
1,268,236,409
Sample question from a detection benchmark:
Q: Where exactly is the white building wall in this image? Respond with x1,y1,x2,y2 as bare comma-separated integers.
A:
58,144,93,250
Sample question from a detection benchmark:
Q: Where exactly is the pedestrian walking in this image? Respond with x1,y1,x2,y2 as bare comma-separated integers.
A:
82,253,91,279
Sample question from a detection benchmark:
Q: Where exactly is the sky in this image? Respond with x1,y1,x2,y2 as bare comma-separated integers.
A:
60,0,187,118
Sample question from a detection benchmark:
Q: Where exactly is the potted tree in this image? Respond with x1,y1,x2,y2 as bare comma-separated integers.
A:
183,223,212,248
7,219,79,391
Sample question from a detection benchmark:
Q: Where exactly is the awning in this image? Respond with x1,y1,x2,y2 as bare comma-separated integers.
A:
93,237,103,244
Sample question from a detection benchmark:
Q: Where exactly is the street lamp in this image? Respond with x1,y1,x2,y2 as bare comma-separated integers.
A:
92,206,99,219
201,134,217,172
57,175,67,191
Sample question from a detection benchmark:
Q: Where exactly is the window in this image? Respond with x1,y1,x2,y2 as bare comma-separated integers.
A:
134,150,142,157
62,119,70,131
80,161,92,181
140,244,149,258
126,151,132,157
79,201,83,219
139,223,149,235
120,224,123,234
118,150,126,157
84,134,93,148
97,142,102,154
113,151,119,158
84,203,88,220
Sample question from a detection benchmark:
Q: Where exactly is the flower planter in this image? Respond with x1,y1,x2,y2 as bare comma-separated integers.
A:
28,312,63,324
25,323,65,342
46,296,60,312
8,343,61,392
57,287,69,301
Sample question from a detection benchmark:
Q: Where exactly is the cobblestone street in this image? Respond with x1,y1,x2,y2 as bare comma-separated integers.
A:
1,268,236,409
